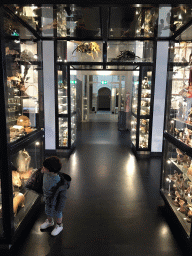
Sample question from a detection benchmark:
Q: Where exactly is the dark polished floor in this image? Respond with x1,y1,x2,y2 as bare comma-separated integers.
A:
11,120,189,256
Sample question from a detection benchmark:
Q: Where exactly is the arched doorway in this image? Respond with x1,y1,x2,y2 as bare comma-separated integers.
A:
98,87,111,111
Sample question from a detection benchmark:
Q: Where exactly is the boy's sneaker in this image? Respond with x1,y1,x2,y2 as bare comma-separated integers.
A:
51,223,63,236
40,219,54,230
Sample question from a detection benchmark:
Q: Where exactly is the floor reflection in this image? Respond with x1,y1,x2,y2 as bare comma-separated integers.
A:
13,121,186,256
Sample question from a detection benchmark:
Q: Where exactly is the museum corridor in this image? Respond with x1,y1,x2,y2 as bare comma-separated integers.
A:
11,120,187,256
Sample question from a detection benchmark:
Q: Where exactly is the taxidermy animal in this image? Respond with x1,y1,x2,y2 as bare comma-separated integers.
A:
13,193,25,216
12,171,22,187
5,47,19,55
17,149,31,173
112,50,140,62
72,42,101,60
20,168,33,179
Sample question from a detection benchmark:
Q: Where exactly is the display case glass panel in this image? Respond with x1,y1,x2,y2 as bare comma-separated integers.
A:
10,137,43,230
57,5,101,38
109,6,158,39
140,71,152,116
161,140,192,237
169,42,192,63
58,117,68,147
82,97,88,121
6,5,55,37
107,41,153,63
70,75,77,114
58,70,68,115
56,61,77,149
0,6,44,245
131,115,137,146
120,84,125,111
171,5,192,35
131,72,139,115
5,40,41,143
165,66,192,147
70,73,77,145
130,66,153,151
139,119,149,148
67,41,103,62
71,115,76,145
165,42,192,148
81,75,89,122
3,9,36,40
5,4,42,33
57,41,67,62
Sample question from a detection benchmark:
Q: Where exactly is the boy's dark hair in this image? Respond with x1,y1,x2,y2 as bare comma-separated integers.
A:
43,156,62,173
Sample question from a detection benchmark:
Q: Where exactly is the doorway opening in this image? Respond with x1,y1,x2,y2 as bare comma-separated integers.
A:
98,87,111,111
70,70,136,125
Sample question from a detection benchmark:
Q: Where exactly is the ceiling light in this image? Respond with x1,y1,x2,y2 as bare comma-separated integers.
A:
96,71,112,75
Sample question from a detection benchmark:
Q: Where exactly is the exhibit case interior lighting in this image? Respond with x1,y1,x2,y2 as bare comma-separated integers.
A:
161,23,192,246
0,5,44,246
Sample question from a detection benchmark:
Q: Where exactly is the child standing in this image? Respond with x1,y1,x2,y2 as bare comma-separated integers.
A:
40,156,71,236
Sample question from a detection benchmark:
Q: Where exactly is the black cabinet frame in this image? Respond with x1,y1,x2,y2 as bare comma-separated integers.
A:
0,6,44,247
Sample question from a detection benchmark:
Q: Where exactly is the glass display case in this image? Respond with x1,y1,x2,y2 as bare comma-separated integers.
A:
131,115,137,147
58,70,68,115
2,6,43,145
109,6,158,39
130,67,154,152
82,96,88,121
107,41,154,63
161,40,192,243
10,137,43,230
165,42,192,147
81,75,89,122
56,63,77,149
6,41,41,143
161,139,192,238
58,117,68,147
56,5,101,38
0,6,44,247
70,74,77,145
4,5,42,33
170,5,192,35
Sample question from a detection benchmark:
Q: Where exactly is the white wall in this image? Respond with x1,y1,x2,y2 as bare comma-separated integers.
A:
151,41,169,153
43,41,56,150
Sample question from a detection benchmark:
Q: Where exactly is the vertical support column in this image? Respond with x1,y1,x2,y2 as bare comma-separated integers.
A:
118,76,122,112
125,72,132,130
151,41,169,153
67,65,71,148
43,41,56,151
151,5,171,154
87,75,90,121
41,6,56,152
82,75,85,122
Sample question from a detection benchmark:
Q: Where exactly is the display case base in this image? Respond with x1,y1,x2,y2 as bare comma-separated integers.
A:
131,144,151,158
150,152,162,157
45,146,76,158
160,189,192,253
0,194,41,255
